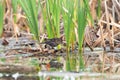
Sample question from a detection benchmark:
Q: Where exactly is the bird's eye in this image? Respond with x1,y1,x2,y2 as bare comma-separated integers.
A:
45,44,47,48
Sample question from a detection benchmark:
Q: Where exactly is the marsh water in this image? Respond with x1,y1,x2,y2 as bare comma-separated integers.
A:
0,38,120,80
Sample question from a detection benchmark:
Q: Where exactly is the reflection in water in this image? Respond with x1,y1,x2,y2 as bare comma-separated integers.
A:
1,50,120,80
2,72,120,80
0,75,39,80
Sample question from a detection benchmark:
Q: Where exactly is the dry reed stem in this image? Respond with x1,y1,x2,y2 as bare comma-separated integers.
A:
90,0,97,20
100,20,120,28
99,23,106,50
93,33,108,47
105,0,114,50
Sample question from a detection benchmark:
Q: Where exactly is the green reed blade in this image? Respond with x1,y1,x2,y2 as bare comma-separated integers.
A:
77,0,87,70
40,0,51,38
52,0,61,37
77,0,94,70
11,0,18,23
19,0,40,41
42,0,61,38
46,0,55,38
62,0,75,71
96,0,101,19
70,54,77,71
84,0,94,25
62,0,74,50
66,56,71,71
0,0,4,37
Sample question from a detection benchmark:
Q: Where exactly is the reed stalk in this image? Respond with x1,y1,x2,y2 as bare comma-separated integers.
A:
40,0,61,38
0,0,4,37
19,0,40,41
77,0,86,70
62,0,75,71
11,0,18,23
77,0,93,70
97,0,101,19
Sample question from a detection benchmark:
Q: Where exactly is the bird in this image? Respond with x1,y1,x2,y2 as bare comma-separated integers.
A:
42,37,63,47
